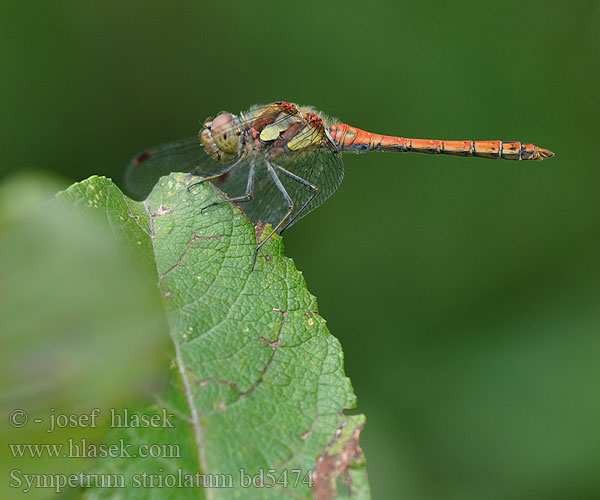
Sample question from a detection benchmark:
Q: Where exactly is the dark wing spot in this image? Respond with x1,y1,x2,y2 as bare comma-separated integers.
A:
133,151,152,165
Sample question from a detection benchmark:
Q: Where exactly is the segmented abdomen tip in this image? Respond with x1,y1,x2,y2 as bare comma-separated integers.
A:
539,148,555,159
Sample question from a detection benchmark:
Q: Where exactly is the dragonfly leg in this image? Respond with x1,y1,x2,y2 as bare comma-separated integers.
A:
186,153,247,192
200,156,255,212
271,163,318,234
252,160,295,268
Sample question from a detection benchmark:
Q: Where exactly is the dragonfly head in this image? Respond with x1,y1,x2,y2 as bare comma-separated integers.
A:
201,112,241,162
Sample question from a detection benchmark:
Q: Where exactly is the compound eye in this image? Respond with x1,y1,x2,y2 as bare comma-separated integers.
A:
210,113,240,154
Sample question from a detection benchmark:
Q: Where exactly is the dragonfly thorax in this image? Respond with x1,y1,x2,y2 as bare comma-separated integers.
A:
201,112,242,162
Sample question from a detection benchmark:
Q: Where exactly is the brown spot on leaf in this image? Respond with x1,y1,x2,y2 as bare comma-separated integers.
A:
255,221,267,241
151,204,173,217
313,422,365,500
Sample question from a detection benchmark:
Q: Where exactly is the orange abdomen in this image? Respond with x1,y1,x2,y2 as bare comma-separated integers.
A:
329,123,554,160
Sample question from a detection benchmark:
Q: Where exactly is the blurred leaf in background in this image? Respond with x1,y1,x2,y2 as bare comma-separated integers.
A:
0,174,167,499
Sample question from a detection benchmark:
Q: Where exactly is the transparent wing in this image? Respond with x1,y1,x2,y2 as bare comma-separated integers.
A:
124,136,242,200
216,142,344,230
123,103,310,201
124,102,344,230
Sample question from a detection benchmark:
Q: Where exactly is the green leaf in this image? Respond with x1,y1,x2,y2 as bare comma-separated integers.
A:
57,174,369,499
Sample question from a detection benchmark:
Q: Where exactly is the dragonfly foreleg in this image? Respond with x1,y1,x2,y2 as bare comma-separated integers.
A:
252,159,295,268
186,152,247,192
271,164,318,234
200,155,256,212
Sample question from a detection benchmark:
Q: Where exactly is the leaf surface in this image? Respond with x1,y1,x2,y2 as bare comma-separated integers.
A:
57,174,369,499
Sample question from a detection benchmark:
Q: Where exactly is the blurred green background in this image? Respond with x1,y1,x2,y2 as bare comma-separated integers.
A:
2,1,599,498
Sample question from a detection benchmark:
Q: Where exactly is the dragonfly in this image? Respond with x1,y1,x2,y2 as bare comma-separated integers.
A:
125,101,554,267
